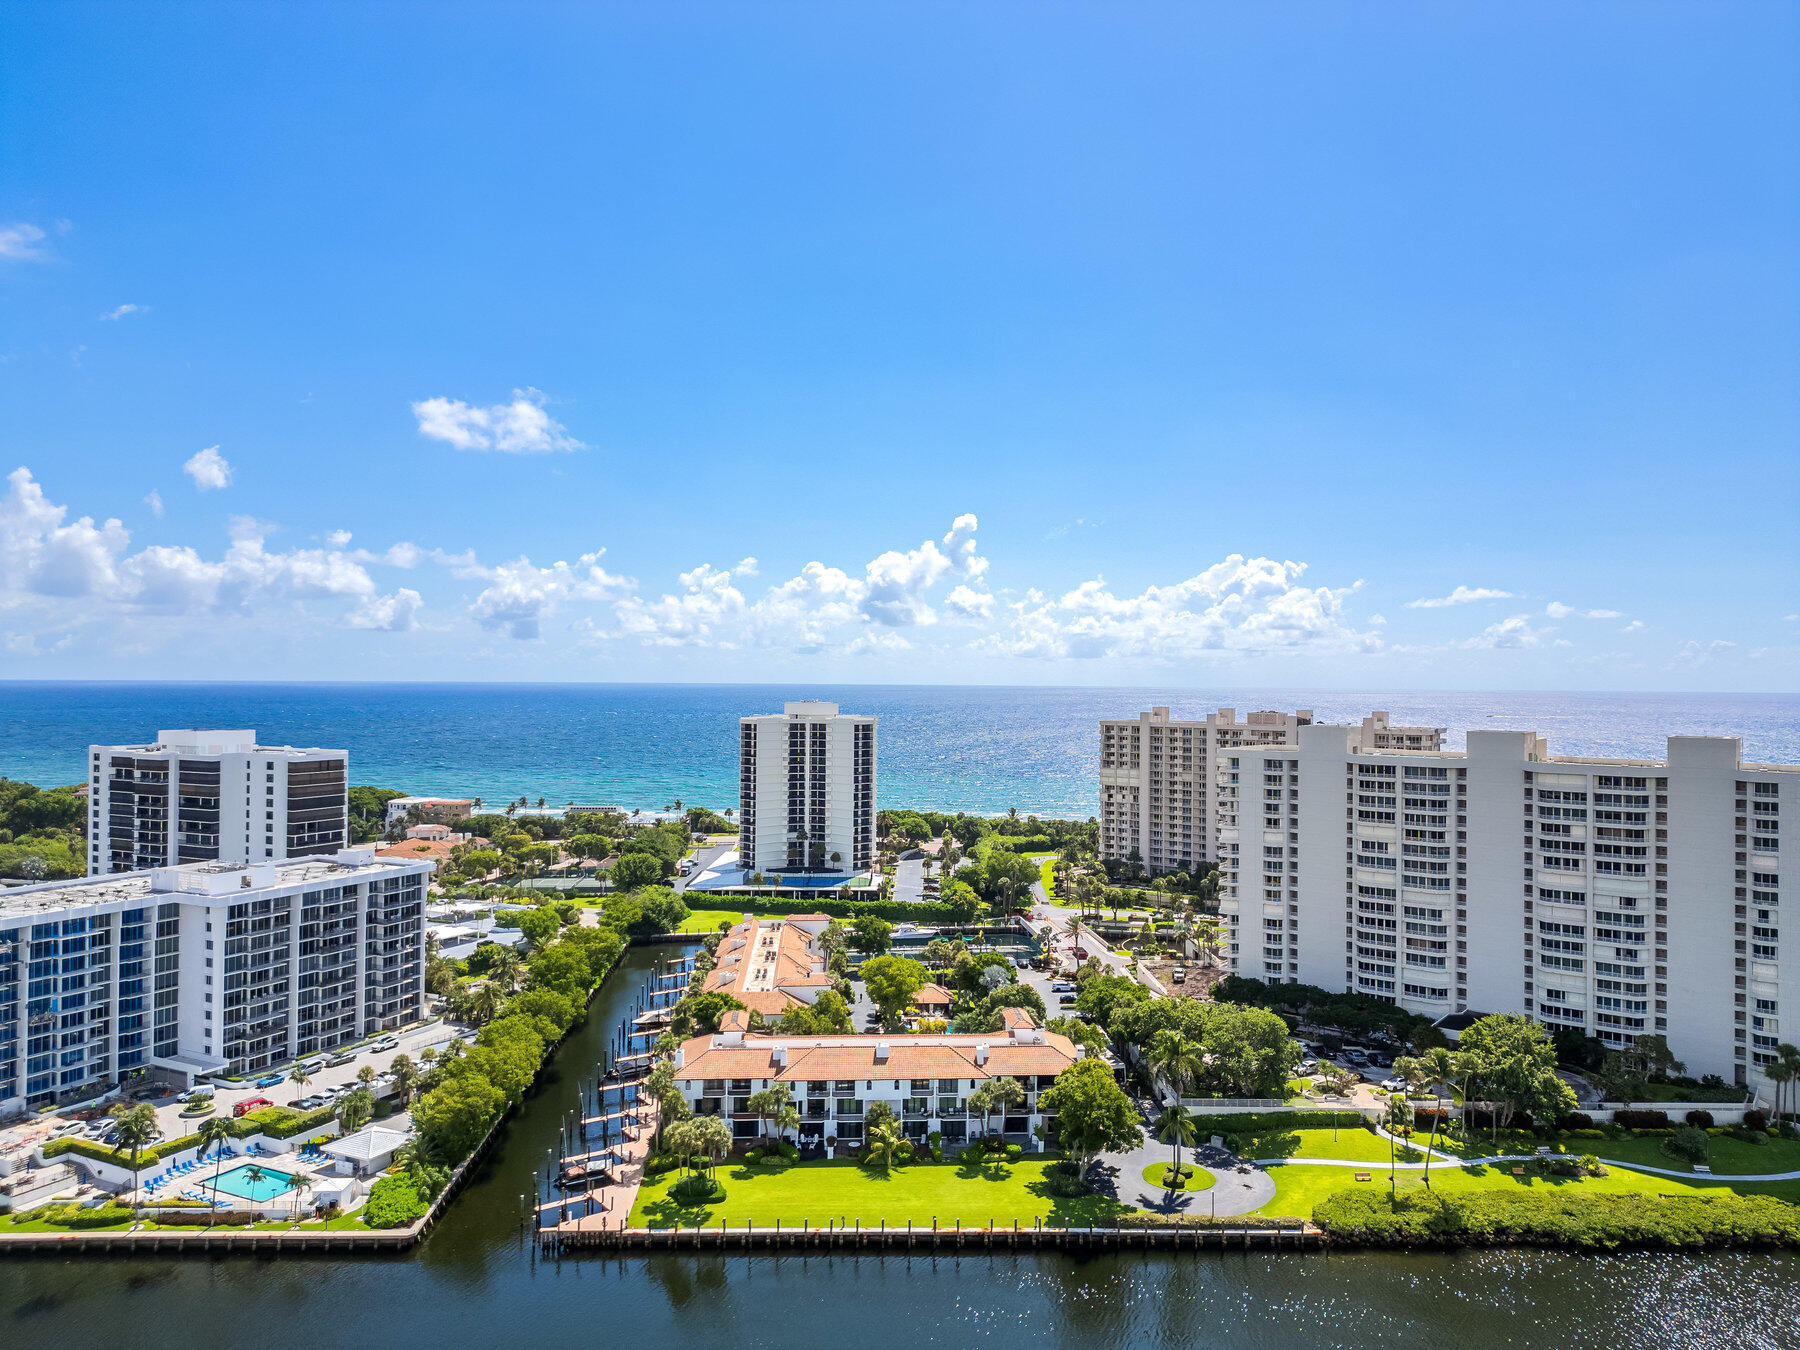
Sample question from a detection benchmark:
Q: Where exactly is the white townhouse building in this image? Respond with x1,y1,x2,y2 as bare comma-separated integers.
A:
672,1007,1081,1149
1100,707,1444,874
1215,723,1797,1090
87,729,349,876
738,702,876,877
0,847,429,1114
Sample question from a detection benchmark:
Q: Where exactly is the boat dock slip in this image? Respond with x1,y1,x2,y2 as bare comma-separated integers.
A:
542,1219,1325,1254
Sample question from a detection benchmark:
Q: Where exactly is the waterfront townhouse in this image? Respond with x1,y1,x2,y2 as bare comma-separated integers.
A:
1099,707,1444,874
86,729,349,876
738,702,876,877
0,847,429,1114
671,1008,1081,1149
1215,722,1797,1091
702,915,836,1016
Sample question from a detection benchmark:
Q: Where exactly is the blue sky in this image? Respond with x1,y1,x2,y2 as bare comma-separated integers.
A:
1,2,1795,690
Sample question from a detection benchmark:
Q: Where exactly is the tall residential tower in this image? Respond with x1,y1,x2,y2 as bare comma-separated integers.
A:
738,702,876,876
1099,707,1444,874
86,730,349,876
1215,722,1795,1089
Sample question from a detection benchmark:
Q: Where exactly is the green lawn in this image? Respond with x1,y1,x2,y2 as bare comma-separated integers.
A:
1252,1157,1800,1218
629,1156,1130,1230
1026,854,1056,898
1141,1162,1215,1193
676,908,764,934
1577,1132,1800,1177
1231,1126,1412,1164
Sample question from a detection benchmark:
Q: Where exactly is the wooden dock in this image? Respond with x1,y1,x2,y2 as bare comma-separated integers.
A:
542,1218,1324,1253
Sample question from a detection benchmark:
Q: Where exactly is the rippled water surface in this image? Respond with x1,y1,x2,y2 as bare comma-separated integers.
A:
5,682,1796,815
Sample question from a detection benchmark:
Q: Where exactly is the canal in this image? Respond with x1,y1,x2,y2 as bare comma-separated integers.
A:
2,944,1794,1349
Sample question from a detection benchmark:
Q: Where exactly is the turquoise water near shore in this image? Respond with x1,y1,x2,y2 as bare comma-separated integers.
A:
3,682,1796,816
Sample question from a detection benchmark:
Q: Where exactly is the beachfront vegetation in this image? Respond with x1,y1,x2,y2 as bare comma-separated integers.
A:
0,777,85,880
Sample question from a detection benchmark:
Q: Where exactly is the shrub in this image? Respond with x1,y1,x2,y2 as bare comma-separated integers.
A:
1684,1109,1716,1130
1664,1126,1710,1164
1724,1126,1767,1146
744,1148,763,1165
1314,1188,1800,1249
959,1144,986,1165
1005,1144,1023,1162
1041,1160,1090,1198
669,1174,725,1206
364,1174,429,1228
1612,1109,1672,1130
776,1141,799,1162
1188,1110,1364,1138
23,1203,136,1229
1555,1112,1595,1132
642,1152,680,1178
1743,1109,1769,1132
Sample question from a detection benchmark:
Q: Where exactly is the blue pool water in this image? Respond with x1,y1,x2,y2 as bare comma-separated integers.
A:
206,1163,300,1202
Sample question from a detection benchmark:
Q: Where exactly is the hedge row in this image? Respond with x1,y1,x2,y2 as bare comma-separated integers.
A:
701,897,967,923
1188,1110,1366,1137
41,1105,333,1170
1315,1189,1800,1249
12,1203,138,1229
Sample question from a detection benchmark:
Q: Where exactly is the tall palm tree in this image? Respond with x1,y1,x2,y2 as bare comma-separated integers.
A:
289,1063,314,1094
1153,1103,1197,1186
389,1053,420,1107
195,1116,236,1214
107,1102,159,1198
1147,1029,1203,1102
1407,1046,1459,1187
468,980,508,1026
1773,1044,1800,1124
1383,1093,1412,1201
284,1172,312,1224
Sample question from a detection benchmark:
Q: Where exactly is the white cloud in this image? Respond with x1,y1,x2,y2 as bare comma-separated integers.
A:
1546,601,1623,620
1621,619,1645,633
183,446,232,491
143,490,163,518
985,555,1372,661
1407,586,1516,609
327,529,353,548
0,223,48,262
845,632,912,655
0,467,128,598
1670,638,1738,668
734,557,759,578
410,387,582,454
348,588,423,632
100,303,143,322
464,550,631,639
1462,614,1547,650
945,583,994,620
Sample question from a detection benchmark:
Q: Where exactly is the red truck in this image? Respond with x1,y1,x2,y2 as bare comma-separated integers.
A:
233,1096,274,1118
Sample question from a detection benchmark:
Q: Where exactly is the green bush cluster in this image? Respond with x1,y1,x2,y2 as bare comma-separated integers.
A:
1314,1189,1800,1249
413,926,626,1164
1116,1213,1307,1230
11,1202,137,1229
669,1174,725,1205
363,1173,429,1228
1184,1110,1365,1137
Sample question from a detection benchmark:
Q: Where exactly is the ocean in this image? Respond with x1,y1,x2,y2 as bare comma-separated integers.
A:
2,681,1797,818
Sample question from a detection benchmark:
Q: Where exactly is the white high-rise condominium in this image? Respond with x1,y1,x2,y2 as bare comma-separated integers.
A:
738,702,876,876
0,847,429,1113
87,730,349,876
1215,722,1797,1090
1099,707,1445,874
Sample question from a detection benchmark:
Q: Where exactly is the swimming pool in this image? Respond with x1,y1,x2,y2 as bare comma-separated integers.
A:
205,1163,301,1203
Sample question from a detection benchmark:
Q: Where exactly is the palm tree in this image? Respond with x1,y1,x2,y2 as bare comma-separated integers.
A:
282,1171,311,1224
490,947,525,992
467,981,508,1026
290,1063,314,1094
1147,1029,1204,1102
1409,1046,1459,1186
357,1064,377,1090
389,1053,420,1107
863,1120,904,1173
1773,1043,1800,1124
968,1076,1025,1139
196,1116,237,1213
107,1102,159,1198
1384,1093,1412,1201
1153,1102,1198,1187
336,1087,374,1135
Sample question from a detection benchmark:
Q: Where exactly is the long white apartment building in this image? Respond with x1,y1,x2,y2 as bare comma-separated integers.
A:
1100,707,1444,873
87,729,349,876
0,847,428,1114
1216,723,1796,1089
738,702,876,876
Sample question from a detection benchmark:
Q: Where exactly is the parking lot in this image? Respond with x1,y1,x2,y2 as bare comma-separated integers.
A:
29,1018,472,1152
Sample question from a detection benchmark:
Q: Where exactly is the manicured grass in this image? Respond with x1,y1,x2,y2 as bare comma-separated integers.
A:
1141,1162,1215,1193
1232,1126,1412,1164
675,908,765,934
1577,1133,1800,1177
1251,1157,1800,1218
629,1156,1131,1230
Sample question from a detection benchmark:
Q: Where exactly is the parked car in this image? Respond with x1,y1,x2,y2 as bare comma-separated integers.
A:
1380,1076,1408,1093
1297,1059,1318,1074
1051,982,1077,994
325,1051,355,1068
253,1072,285,1089
233,1096,275,1118
296,1094,327,1110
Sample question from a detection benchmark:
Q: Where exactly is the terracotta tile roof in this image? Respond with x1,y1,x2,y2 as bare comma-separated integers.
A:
913,982,954,1007
701,916,831,1013
673,1024,1082,1085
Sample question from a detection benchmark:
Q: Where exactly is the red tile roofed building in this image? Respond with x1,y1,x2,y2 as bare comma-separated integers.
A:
671,1009,1081,1150
912,982,954,1014
703,915,837,1016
